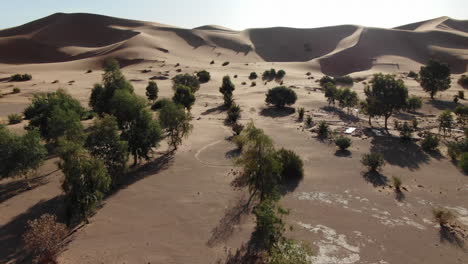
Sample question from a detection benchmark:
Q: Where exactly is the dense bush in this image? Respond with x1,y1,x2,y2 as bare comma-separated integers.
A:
151,98,172,111
219,75,236,107
249,72,258,80
421,133,439,151
458,152,468,173
335,136,351,150
8,113,22,124
196,70,211,83
172,84,195,110
276,69,286,79
109,89,146,129
159,101,193,150
276,148,304,182
454,105,468,125
405,96,422,112
317,121,330,138
361,152,385,171
10,73,32,82
408,71,418,78
334,75,353,86
438,110,454,136
297,107,305,121
433,208,455,226
232,122,244,136
172,73,200,93
13,87,21,94
336,87,358,112
145,81,158,103
319,75,335,87
262,69,277,80
23,214,68,264
265,86,297,108
324,82,338,106
226,103,241,124
458,75,468,89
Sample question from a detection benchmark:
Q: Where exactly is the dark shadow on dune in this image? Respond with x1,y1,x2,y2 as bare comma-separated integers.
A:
260,107,295,118
362,171,388,187
425,149,444,161
370,136,429,170
440,226,466,249
395,189,406,202
157,27,206,49
0,170,57,203
428,100,458,111
207,195,254,247
321,106,360,123
281,177,302,195
335,149,352,157
201,104,227,115
0,195,65,263
225,148,241,159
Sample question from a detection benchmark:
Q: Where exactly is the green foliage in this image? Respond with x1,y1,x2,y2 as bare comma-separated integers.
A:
447,139,468,160
361,152,385,172
8,113,22,124
10,73,32,82
24,89,84,141
405,96,422,112
172,84,196,110
421,133,439,152
253,198,287,251
433,208,455,226
392,176,402,190
276,148,304,182
265,86,297,108
335,136,351,150
145,81,158,103
219,75,236,107
459,152,468,172
151,98,172,111
222,61,230,66
276,70,286,79
0,127,47,179
319,75,335,87
47,107,84,143
419,59,451,99
317,121,330,138
122,110,162,165
454,105,468,126
59,142,111,221
337,87,358,111
458,75,468,89
438,110,454,136
109,89,146,129
324,82,338,106
408,71,418,78
226,103,241,124
12,87,21,94
232,122,244,136
297,107,305,121
249,72,258,80
85,115,129,185
269,239,312,264
196,70,211,83
262,69,277,80
458,90,465,100
364,73,408,129
305,115,313,127
398,121,413,141
172,73,200,93
159,101,193,150
334,75,353,86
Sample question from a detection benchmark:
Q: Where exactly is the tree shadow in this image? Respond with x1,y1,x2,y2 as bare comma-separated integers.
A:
281,177,303,194
362,171,389,187
335,149,351,157
0,195,65,263
225,148,241,159
425,149,444,161
201,104,227,115
428,100,458,111
320,106,360,123
214,240,263,264
370,136,430,170
207,195,254,247
395,189,406,202
440,225,466,249
0,171,55,203
259,107,295,118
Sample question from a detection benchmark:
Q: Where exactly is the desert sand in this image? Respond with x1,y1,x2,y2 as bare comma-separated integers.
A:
1,13,468,264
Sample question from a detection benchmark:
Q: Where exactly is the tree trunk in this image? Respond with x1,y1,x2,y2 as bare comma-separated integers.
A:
384,116,389,131
368,116,372,127
133,154,138,167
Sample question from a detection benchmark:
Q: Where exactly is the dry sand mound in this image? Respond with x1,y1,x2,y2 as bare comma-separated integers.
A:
0,13,467,75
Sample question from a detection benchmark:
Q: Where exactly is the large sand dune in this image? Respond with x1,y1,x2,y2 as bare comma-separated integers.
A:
0,13,467,75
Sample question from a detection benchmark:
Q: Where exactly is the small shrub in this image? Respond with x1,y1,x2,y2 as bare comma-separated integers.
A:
262,69,277,80
227,104,241,124
12,87,21,94
305,115,313,127
251,81,256,87
458,152,468,173
222,61,230,66
241,82,246,85
265,86,297,108
10,73,32,82
151,98,172,111
319,75,335,87
232,135,246,150
249,72,258,80
335,136,351,150
408,71,418,78
421,134,439,151
432,208,454,226
361,152,385,171
392,176,402,190
23,214,68,264
276,148,304,182
276,69,286,79
334,75,353,86
458,75,468,89
210,60,215,65
398,121,413,141
8,113,22,124
458,90,465,100
234,74,238,78
196,70,211,83
86,69,93,73
412,118,418,129
317,121,329,138
232,122,244,135
405,96,422,112
297,107,305,121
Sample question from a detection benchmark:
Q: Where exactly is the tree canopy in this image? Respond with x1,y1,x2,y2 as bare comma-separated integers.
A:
219,75,236,107
265,86,297,108
419,59,451,99
159,101,193,150
173,74,200,93
172,84,195,110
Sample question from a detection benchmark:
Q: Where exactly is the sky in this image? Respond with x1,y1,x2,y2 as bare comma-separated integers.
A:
1,0,467,30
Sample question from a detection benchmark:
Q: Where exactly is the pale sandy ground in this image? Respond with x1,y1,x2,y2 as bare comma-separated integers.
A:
1,13,468,264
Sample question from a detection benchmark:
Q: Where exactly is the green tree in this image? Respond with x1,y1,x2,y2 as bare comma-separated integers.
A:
0,127,47,180
324,82,338,106
47,107,84,143
276,70,286,79
196,70,211,83
145,81,158,103
265,86,297,108
319,75,335,87
219,75,236,107
159,101,193,150
276,148,304,182
419,59,451,99
172,84,195,111
85,115,129,185
361,152,385,172
364,73,408,130
454,105,468,127
405,96,423,112
109,90,146,129
253,198,287,251
226,103,241,124
337,87,358,113
172,74,200,93
438,110,454,136
122,110,162,166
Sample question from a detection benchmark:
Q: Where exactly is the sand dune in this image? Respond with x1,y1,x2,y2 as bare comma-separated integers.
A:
0,12,467,75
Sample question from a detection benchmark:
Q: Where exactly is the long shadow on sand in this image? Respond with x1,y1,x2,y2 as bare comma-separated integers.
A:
440,226,466,250
362,171,389,187
0,171,57,203
201,104,227,115
370,136,430,170
260,107,295,118
0,195,65,263
428,99,458,111
321,106,360,123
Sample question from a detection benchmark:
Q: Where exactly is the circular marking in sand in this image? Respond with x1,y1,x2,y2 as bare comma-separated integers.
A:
194,140,234,168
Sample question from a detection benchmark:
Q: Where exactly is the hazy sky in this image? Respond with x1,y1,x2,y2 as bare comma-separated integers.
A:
1,0,467,30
